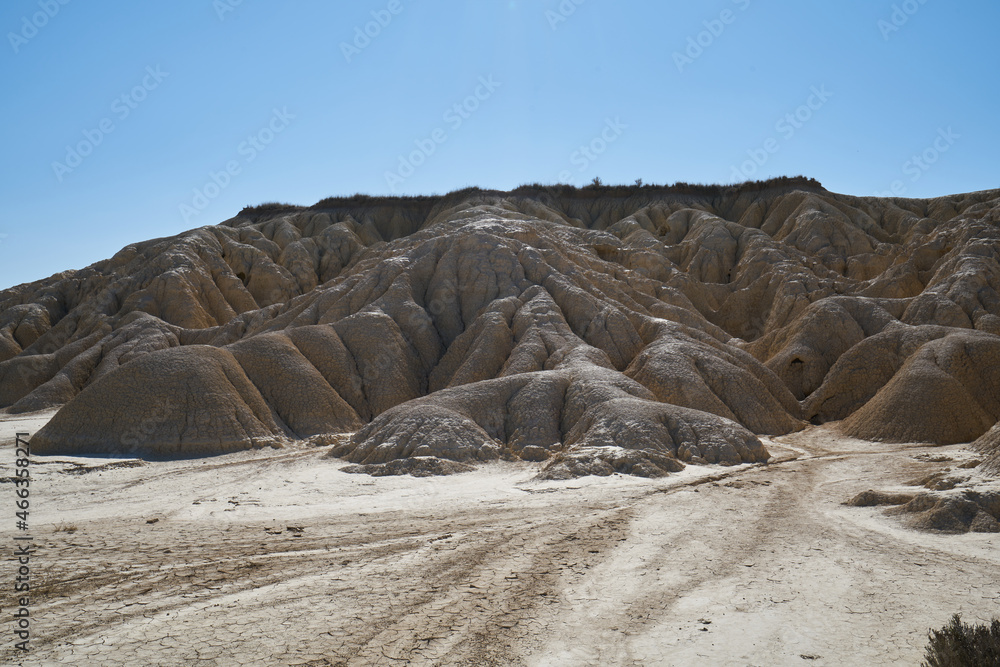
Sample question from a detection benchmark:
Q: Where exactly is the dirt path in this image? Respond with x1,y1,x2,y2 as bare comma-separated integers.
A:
1,417,997,666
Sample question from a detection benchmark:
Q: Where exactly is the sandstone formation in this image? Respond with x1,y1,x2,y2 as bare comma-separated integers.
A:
847,488,1000,534
4,178,1000,476
973,424,1000,476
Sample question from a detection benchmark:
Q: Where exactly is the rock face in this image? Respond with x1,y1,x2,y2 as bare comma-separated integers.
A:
846,489,1000,533
5,179,1000,475
973,424,1000,476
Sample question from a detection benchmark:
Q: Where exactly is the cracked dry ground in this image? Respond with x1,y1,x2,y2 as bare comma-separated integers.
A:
2,423,999,666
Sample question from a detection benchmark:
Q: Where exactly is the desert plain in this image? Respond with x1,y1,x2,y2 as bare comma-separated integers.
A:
2,411,999,666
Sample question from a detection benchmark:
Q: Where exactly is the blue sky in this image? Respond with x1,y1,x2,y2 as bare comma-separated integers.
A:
2,0,998,289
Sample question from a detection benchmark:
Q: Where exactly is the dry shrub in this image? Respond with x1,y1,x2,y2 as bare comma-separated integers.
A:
922,614,1000,667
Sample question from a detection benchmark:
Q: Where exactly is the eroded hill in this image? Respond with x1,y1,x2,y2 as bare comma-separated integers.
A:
4,178,1000,477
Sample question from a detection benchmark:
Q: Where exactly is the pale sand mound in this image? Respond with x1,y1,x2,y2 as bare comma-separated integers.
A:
338,457,476,477
332,362,769,472
538,447,687,479
7,179,1000,473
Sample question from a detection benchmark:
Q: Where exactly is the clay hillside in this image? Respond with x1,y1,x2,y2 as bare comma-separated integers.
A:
4,178,1000,478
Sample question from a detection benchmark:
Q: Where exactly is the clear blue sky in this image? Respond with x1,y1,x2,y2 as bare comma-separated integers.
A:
2,0,998,289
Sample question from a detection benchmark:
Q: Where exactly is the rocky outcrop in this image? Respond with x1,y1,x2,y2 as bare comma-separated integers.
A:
973,424,1000,476
847,488,1000,533
5,179,1000,475
29,345,285,458
840,330,1000,444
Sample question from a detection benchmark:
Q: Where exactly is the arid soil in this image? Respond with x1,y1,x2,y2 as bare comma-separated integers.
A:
3,412,997,666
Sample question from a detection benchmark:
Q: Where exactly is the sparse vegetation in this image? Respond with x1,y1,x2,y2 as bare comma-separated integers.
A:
241,175,826,216
922,615,1000,667
54,524,78,533
239,201,299,215
312,192,442,209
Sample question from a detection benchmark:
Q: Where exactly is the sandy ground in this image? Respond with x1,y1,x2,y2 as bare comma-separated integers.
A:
1,411,998,666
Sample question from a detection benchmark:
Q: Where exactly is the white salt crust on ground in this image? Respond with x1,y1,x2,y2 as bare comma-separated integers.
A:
1,412,998,666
